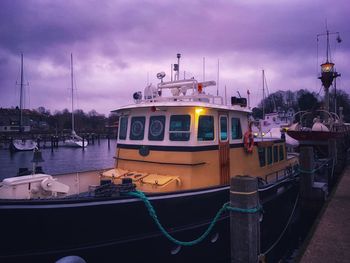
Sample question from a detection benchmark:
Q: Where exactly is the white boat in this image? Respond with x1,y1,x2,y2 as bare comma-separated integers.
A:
11,139,37,151
10,53,37,151
64,54,88,148
64,131,88,147
252,70,298,149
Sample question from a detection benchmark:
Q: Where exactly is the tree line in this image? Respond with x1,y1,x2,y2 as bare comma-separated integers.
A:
252,89,350,122
23,107,118,133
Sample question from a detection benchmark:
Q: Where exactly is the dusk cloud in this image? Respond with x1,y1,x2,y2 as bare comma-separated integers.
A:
0,0,349,115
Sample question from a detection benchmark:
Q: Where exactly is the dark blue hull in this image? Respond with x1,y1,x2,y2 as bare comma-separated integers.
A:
0,178,298,263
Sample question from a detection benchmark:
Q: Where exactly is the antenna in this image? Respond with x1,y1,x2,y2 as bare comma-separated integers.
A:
171,64,173,81
203,57,205,82
224,85,227,105
177,53,181,81
217,59,220,96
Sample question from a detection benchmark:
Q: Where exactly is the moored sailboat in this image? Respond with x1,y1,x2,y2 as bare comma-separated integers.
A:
10,53,37,151
64,54,88,148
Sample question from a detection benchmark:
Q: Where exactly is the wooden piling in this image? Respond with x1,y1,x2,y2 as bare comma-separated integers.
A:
230,175,260,263
107,134,110,149
82,136,85,150
50,136,54,152
299,147,314,203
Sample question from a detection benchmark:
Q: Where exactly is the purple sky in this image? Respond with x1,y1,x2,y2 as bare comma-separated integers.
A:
0,0,349,115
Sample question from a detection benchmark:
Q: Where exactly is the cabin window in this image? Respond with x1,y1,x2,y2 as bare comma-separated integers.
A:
273,145,278,162
258,147,266,167
169,115,191,141
130,116,145,140
267,146,273,165
198,115,214,141
219,116,228,141
148,116,165,141
119,116,128,140
231,118,242,139
279,145,285,161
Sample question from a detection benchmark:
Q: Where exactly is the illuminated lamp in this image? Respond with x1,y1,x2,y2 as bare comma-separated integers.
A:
321,62,334,73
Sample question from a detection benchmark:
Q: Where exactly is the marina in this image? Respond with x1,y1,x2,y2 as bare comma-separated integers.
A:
0,1,349,262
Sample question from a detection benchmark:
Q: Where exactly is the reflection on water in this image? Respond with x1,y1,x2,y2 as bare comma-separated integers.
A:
0,139,117,180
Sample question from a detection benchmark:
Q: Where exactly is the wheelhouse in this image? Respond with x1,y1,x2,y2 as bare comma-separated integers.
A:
102,77,297,193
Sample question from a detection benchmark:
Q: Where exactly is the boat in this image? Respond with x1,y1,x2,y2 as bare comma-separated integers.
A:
64,54,88,148
0,55,299,263
10,53,37,151
252,70,298,149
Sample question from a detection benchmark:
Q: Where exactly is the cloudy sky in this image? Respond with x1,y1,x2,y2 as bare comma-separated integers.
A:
0,0,349,115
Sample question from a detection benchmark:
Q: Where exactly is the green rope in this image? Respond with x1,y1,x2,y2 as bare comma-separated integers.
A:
126,190,261,247
299,159,332,174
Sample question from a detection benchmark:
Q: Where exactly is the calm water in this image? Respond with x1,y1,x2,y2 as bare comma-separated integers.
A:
0,139,117,180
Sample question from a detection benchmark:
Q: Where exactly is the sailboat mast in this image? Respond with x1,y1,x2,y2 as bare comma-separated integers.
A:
262,69,265,119
70,53,75,132
19,53,24,132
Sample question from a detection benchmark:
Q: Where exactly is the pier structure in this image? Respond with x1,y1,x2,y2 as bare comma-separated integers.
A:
300,160,350,262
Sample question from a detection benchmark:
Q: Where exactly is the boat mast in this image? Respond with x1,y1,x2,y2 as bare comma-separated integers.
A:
19,53,24,133
70,53,75,133
262,69,265,119
317,28,341,114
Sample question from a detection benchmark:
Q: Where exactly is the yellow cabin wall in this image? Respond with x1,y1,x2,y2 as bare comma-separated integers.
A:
117,148,220,189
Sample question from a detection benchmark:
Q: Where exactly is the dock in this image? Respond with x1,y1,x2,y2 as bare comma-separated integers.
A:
299,163,350,263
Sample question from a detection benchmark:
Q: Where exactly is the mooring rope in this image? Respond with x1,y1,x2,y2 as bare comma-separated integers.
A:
299,158,333,174
260,192,300,256
126,190,262,247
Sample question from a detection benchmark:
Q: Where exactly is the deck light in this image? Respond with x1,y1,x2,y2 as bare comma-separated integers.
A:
195,108,203,114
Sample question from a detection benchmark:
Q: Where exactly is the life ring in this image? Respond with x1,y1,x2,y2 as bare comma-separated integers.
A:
244,130,254,153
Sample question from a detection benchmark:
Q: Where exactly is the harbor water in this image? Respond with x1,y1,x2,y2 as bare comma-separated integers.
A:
0,139,116,180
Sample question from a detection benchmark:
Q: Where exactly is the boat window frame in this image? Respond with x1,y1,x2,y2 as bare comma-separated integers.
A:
267,146,273,165
169,114,191,141
130,116,146,140
148,115,166,141
279,145,285,161
273,145,279,163
231,117,243,140
197,115,215,141
118,116,128,140
258,147,266,167
219,115,228,141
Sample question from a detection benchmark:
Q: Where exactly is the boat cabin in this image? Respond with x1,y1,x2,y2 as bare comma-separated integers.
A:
102,78,297,193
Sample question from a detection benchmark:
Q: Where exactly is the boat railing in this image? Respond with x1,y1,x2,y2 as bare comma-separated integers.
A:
143,94,224,105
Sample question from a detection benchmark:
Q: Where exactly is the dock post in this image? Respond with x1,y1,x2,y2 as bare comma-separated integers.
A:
98,134,100,145
299,147,315,206
230,175,260,263
82,136,85,150
107,134,110,149
50,136,54,152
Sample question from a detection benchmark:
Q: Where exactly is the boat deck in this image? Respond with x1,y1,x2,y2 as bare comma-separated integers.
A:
299,163,350,262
